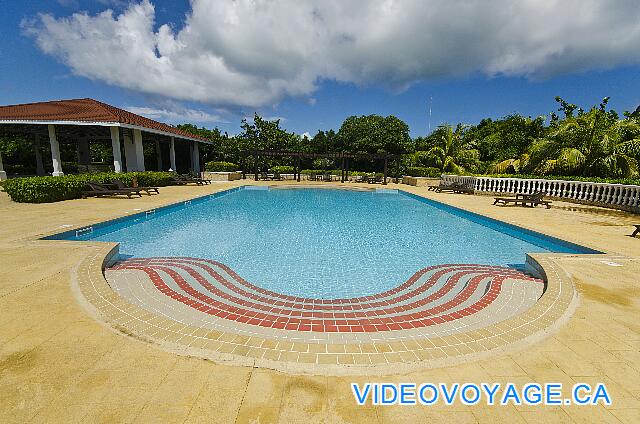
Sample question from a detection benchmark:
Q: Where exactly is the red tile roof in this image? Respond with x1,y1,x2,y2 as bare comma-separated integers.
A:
0,98,208,142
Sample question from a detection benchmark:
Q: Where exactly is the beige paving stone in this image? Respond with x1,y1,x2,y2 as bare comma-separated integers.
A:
421,410,478,424
328,406,380,423
609,408,640,424
562,405,622,424
520,408,574,423
235,406,281,424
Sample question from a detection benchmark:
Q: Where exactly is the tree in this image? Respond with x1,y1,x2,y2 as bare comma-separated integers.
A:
466,114,546,164
235,113,300,170
305,130,338,154
527,97,640,177
176,124,230,164
423,124,480,174
337,115,412,155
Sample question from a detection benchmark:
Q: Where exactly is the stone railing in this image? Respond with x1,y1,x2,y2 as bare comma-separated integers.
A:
441,174,640,213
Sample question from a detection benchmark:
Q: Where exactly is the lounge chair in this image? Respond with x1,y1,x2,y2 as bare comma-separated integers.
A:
494,192,552,208
182,173,211,184
113,179,159,195
632,224,640,237
170,175,203,185
82,182,143,198
259,172,270,181
430,181,474,194
322,173,332,182
272,172,282,181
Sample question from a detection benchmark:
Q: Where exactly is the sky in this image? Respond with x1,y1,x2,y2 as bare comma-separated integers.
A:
1,0,640,138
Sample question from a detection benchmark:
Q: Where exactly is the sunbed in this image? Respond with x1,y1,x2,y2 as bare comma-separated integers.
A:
82,182,143,198
493,192,552,208
113,179,159,195
172,174,209,185
430,181,474,194
181,173,211,184
170,176,201,185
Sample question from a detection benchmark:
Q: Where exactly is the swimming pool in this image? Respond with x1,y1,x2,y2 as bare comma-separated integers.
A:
50,186,597,298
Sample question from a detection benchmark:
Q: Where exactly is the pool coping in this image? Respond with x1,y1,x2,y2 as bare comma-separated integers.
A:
45,182,616,376
70,241,584,376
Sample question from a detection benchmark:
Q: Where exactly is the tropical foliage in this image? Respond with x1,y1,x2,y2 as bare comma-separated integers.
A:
491,97,640,178
2,96,639,182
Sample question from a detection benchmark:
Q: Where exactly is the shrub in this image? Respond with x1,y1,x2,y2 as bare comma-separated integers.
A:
205,161,239,172
3,171,175,203
271,165,294,174
405,167,442,178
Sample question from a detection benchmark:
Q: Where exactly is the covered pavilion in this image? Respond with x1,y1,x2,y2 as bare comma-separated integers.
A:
0,98,210,180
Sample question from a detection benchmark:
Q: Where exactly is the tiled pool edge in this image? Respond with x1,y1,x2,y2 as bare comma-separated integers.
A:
42,185,246,241
71,241,580,376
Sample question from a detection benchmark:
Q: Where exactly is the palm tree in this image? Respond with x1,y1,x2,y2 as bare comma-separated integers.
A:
492,98,640,177
527,99,640,177
426,124,479,173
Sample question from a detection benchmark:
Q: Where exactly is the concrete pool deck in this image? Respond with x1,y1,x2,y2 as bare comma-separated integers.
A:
0,181,639,423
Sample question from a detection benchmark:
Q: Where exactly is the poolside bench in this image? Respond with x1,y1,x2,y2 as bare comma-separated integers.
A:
429,181,474,194
82,182,143,198
493,192,552,209
113,179,159,195
171,175,209,185
182,173,211,184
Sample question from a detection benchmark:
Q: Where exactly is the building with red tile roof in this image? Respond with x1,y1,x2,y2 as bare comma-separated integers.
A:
0,98,210,178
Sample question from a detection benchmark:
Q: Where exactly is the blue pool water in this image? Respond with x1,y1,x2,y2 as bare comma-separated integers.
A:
50,187,598,298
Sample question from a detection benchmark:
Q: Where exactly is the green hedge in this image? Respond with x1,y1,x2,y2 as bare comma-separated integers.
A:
205,161,239,172
405,167,442,178
301,169,331,175
271,165,294,174
3,171,175,203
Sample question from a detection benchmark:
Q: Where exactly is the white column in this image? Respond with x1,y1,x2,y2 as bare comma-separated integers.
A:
191,141,200,174
110,127,123,173
34,134,45,176
133,129,145,172
169,137,176,171
123,131,136,172
0,151,7,180
48,124,64,176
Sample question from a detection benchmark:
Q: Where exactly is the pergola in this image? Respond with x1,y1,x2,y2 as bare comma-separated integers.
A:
245,150,399,184
0,98,210,180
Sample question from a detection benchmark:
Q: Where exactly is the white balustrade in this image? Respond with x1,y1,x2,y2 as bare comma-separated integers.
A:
440,174,640,213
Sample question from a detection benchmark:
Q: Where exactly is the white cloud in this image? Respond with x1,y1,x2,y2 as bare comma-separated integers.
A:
24,0,640,108
125,105,228,124
301,132,312,139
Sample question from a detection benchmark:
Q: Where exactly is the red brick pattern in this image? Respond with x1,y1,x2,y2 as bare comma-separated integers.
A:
111,257,543,333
